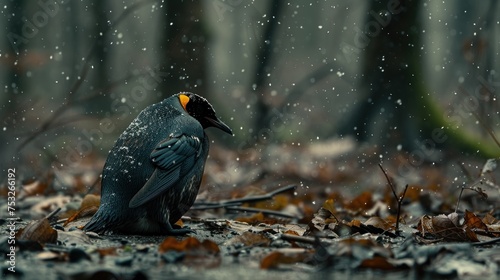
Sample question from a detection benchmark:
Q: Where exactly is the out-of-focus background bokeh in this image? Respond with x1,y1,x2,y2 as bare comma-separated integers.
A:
1,0,499,181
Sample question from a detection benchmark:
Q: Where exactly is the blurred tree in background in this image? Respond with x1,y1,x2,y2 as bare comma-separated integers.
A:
338,0,498,158
160,0,208,95
339,0,426,148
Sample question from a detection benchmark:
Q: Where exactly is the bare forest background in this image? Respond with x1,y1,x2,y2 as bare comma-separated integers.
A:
1,0,499,177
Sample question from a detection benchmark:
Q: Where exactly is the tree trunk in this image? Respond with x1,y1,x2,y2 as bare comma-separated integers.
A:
337,0,499,157
159,0,208,98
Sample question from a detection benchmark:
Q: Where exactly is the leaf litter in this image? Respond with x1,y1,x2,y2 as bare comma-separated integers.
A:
1,143,499,279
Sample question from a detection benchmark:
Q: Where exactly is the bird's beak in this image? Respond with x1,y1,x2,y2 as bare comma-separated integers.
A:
205,117,233,135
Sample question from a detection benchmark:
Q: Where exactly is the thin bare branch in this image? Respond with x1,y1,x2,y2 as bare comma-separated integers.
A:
378,163,398,201
455,179,488,212
193,184,296,209
281,234,317,245
225,206,299,220
395,184,409,234
378,163,406,235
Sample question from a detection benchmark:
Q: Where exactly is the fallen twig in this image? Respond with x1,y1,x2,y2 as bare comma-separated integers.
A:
191,184,298,219
378,163,408,236
280,234,316,245
455,179,488,212
193,184,296,208
472,236,500,246
46,207,61,220
225,206,299,220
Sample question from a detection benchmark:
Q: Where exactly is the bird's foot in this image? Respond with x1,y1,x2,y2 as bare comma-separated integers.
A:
162,222,196,236
168,227,196,235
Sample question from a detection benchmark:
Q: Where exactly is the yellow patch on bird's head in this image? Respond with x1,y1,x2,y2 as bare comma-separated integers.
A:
179,94,190,111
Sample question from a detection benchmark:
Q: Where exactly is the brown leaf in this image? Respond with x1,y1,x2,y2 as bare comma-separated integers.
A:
464,210,488,231
158,237,220,255
159,237,196,253
17,218,57,245
159,237,220,268
431,214,467,241
417,214,469,242
338,238,393,260
224,231,271,247
283,229,300,236
347,219,362,227
62,194,102,226
260,250,310,269
417,215,434,236
309,204,338,234
80,194,101,209
249,194,290,211
464,227,479,242
345,191,373,212
236,212,266,225
482,212,500,236
482,212,499,225
200,239,221,254
97,247,118,258
364,216,394,232
63,208,98,227
360,255,395,270
322,198,336,215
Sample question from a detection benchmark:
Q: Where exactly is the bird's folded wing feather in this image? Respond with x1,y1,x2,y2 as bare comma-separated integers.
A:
128,134,201,208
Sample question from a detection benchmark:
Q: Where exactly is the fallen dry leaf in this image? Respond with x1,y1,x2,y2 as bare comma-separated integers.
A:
236,212,270,225
417,214,470,242
16,218,57,246
158,237,220,268
158,237,220,255
360,255,395,270
224,231,271,247
260,249,311,269
97,247,119,258
464,210,488,231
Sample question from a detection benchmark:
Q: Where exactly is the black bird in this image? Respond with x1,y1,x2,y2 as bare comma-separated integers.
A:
84,92,232,235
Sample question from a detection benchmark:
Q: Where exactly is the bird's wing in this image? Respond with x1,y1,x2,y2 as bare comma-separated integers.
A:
128,134,202,208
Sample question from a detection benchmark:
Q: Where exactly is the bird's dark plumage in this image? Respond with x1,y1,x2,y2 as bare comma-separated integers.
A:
84,92,232,235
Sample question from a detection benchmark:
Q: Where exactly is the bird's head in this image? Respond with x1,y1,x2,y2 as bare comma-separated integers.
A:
177,92,233,135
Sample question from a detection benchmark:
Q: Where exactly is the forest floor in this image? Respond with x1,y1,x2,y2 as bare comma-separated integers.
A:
1,139,500,279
